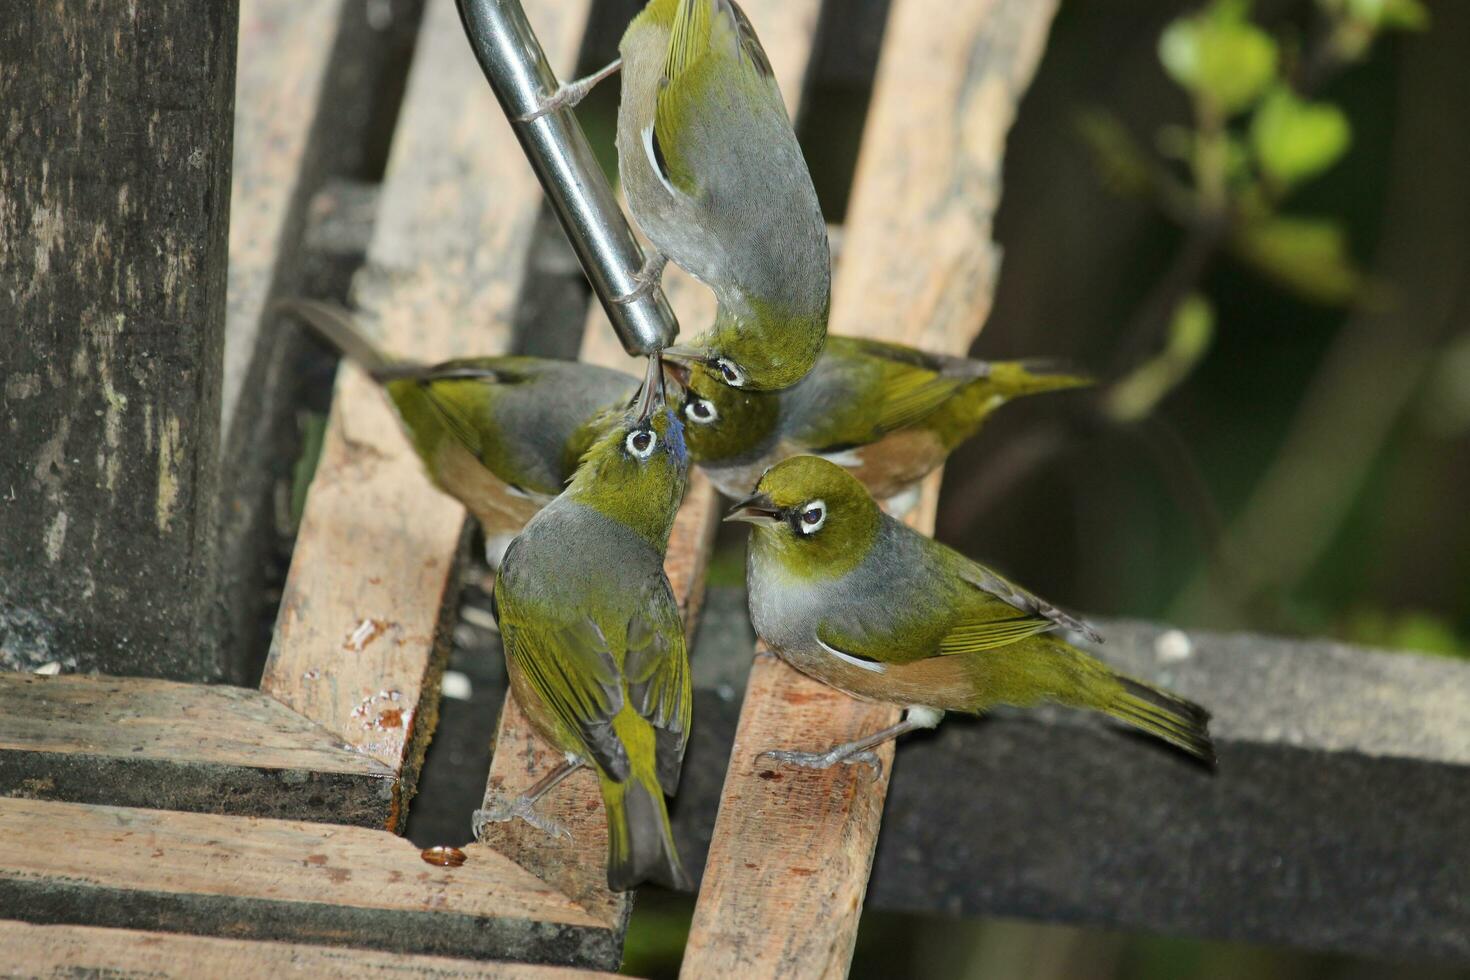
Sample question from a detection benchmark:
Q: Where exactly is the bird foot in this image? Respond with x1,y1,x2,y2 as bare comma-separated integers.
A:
613,252,667,305
756,747,884,779
472,796,570,841
516,60,621,122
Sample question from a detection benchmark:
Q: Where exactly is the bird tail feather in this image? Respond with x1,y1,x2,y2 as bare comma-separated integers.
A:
983,361,1094,400
601,769,690,892
1103,675,1216,766
275,298,395,378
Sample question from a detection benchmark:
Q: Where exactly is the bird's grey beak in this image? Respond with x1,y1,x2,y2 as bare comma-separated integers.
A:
632,354,663,422
661,344,703,366
662,357,692,391
724,492,780,524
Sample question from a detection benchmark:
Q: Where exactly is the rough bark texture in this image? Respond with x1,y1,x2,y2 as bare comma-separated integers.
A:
0,2,239,679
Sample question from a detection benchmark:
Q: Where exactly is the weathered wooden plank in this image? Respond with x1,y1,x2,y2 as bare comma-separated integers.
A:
0,1,238,679
0,798,619,968
474,0,821,920
0,673,395,827
682,2,1060,976
260,0,592,819
0,920,620,979
219,0,423,680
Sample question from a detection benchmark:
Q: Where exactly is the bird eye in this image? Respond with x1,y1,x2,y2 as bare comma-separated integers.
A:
684,399,718,424
626,429,657,459
796,500,826,535
715,357,746,388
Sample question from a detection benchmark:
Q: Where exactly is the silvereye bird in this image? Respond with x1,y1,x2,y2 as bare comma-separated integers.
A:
676,335,1091,505
476,375,694,892
281,300,637,533
617,0,830,390
729,456,1214,771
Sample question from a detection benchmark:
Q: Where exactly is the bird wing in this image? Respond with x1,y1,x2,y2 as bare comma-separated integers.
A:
498,601,633,781
654,0,785,196
622,578,693,795
953,560,1103,645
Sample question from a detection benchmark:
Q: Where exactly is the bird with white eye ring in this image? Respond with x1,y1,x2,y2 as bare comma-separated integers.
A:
728,456,1215,775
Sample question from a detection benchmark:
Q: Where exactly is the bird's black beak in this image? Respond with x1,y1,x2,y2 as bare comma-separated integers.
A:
662,356,692,392
632,354,663,423
724,491,781,524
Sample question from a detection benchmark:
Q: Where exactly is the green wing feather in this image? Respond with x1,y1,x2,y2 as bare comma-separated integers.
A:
654,0,784,195
622,581,692,795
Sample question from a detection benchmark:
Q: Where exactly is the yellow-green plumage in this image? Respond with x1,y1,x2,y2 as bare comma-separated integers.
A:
678,335,1092,500
280,300,637,531
736,457,1214,764
495,405,693,890
618,0,830,390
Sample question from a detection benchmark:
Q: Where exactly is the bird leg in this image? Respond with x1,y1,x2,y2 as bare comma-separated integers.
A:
612,250,668,305
516,59,622,122
473,755,584,841
756,707,944,780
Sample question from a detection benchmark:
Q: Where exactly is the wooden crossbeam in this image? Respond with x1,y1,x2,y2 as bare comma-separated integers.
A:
681,1,1062,976
0,798,617,966
260,0,593,826
0,673,393,825
475,0,824,930
0,920,620,979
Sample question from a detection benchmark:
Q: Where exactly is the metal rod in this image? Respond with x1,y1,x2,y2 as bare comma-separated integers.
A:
456,0,678,357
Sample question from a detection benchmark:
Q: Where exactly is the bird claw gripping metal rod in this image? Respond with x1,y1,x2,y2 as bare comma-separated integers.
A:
456,0,679,357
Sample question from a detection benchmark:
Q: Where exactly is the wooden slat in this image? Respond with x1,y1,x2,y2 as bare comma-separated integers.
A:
260,0,593,822
0,920,618,979
475,0,823,921
0,673,394,827
219,0,422,681
681,1,1061,976
0,798,620,967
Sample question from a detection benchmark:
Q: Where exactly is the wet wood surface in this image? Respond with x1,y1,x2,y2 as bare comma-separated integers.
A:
0,1,239,680
0,920,618,979
0,673,394,826
681,1,1061,976
475,0,822,937
260,0,592,827
0,797,619,966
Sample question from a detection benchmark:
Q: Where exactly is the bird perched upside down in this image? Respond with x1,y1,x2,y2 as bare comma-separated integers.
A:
280,300,636,536
479,360,694,891
617,0,830,390
729,456,1215,771
675,336,1091,505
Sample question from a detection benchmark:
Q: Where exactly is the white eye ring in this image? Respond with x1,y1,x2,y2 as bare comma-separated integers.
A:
626,428,658,459
715,357,746,388
684,398,718,424
795,499,826,535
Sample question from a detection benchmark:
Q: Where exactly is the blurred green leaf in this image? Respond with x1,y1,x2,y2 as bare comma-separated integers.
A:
1159,1,1279,113
1322,0,1430,30
1106,294,1215,422
1250,87,1351,185
1231,215,1366,305
290,411,329,530
1342,608,1467,658
1075,110,1155,198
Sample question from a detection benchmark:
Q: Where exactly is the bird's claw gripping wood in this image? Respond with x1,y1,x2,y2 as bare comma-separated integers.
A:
612,251,669,306
473,796,573,842
756,747,885,779
515,58,622,122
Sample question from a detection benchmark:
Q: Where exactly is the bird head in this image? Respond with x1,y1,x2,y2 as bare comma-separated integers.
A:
568,356,689,550
663,305,826,392
674,361,781,464
725,455,879,577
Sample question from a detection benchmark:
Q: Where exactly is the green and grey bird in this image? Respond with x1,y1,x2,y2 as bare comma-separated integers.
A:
675,335,1091,504
281,300,636,533
729,456,1214,770
617,0,830,390
478,377,693,892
